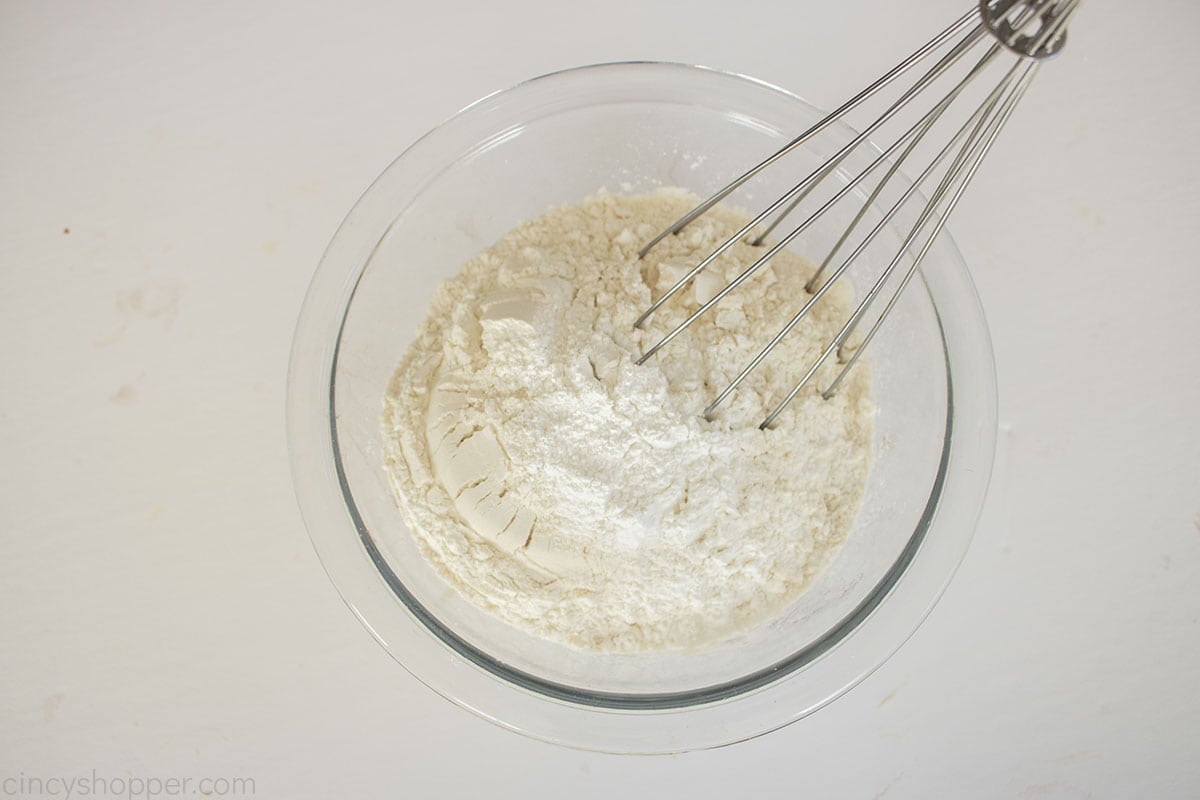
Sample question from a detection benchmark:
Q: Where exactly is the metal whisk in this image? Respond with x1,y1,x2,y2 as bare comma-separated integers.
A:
635,0,1079,429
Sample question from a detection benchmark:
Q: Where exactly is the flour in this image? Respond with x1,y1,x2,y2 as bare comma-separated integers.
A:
382,189,872,652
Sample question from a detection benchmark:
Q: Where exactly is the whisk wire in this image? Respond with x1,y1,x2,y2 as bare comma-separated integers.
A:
706,57,1026,424
753,38,1003,252
634,7,984,262
634,25,992,343
798,42,1005,293
634,1,1077,425
637,45,995,370
764,61,1040,428
632,21,992,333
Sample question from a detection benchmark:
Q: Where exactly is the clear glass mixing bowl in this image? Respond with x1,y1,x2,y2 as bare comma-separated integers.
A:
287,62,997,753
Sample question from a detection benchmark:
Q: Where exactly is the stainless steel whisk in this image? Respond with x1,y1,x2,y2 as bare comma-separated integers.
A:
635,0,1079,428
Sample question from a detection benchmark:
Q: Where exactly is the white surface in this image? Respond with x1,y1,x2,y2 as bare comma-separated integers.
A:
2,0,1197,797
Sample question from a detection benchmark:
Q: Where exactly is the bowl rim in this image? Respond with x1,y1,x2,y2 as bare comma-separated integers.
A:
287,59,998,753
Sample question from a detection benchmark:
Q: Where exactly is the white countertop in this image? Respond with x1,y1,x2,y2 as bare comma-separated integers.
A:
3,0,1198,797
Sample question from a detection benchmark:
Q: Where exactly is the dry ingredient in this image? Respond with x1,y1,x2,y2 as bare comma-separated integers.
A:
382,189,872,652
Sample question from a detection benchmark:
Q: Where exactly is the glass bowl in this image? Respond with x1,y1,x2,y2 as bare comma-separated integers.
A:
287,62,997,753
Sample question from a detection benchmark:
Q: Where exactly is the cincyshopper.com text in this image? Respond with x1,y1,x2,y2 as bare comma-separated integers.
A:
2,771,255,799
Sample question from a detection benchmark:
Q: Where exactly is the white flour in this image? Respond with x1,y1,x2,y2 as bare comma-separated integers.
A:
382,189,872,652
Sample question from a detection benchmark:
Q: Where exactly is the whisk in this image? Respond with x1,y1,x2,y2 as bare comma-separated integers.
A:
635,0,1079,429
